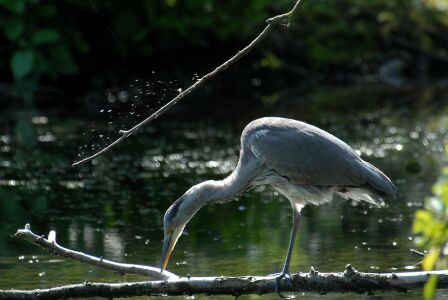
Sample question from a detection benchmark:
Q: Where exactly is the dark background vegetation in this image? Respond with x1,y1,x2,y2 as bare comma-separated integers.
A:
1,2,448,298
1,0,448,110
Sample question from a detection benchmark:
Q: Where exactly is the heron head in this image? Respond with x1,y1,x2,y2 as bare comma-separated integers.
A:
160,198,186,272
160,184,211,272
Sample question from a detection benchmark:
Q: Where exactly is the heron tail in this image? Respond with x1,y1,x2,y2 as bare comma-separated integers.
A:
363,161,397,197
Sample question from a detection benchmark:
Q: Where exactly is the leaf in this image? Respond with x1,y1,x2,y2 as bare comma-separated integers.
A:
165,0,177,7
39,4,57,18
32,28,60,45
0,0,25,13
424,275,438,300
426,196,444,218
4,18,23,41
423,250,439,271
10,50,35,80
413,210,433,234
260,52,282,69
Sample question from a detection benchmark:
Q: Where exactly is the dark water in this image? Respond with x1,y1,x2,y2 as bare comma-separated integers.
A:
0,84,447,299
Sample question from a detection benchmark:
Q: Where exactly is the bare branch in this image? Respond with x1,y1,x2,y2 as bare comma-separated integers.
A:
72,0,306,167
8,225,448,299
2,265,448,299
287,0,306,27
14,224,178,280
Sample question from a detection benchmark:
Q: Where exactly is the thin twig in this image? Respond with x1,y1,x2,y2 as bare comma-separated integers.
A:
14,224,178,280
410,249,426,257
72,0,306,167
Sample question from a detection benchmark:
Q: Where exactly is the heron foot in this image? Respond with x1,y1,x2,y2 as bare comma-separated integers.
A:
268,270,293,297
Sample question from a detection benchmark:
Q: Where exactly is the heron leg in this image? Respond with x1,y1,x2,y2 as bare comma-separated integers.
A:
273,208,301,296
283,208,301,273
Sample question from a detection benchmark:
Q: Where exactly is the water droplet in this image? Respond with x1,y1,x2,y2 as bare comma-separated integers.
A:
238,205,246,211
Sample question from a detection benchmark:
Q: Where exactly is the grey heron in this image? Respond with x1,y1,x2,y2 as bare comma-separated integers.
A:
160,117,396,290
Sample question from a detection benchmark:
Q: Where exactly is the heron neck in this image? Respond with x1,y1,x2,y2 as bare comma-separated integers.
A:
205,165,253,204
172,172,251,229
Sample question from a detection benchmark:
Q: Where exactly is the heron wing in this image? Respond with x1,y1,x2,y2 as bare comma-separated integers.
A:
246,120,393,194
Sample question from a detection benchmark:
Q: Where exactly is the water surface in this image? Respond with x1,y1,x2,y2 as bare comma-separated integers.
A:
0,84,447,299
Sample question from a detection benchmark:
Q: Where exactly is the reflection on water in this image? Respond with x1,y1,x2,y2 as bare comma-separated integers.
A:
0,84,447,299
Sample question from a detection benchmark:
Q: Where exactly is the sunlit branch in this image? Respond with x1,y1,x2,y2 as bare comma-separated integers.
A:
13,224,178,280
72,0,306,167
8,225,448,299
2,264,448,299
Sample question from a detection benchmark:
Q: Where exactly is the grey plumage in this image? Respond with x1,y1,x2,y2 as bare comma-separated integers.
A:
242,117,395,207
160,117,396,283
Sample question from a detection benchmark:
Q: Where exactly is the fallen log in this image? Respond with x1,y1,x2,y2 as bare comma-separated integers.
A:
1,267,448,299
3,224,448,299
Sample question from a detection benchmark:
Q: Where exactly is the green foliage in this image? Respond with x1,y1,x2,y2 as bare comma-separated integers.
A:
413,146,448,300
0,0,271,84
10,49,34,79
32,28,60,45
0,0,447,88
287,0,448,66
260,52,282,69
0,0,86,82
424,275,438,300
106,0,271,54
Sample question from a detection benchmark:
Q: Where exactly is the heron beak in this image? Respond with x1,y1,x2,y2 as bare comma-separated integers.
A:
160,234,174,272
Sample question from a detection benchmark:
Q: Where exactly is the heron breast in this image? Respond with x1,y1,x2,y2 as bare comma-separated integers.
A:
273,183,334,206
